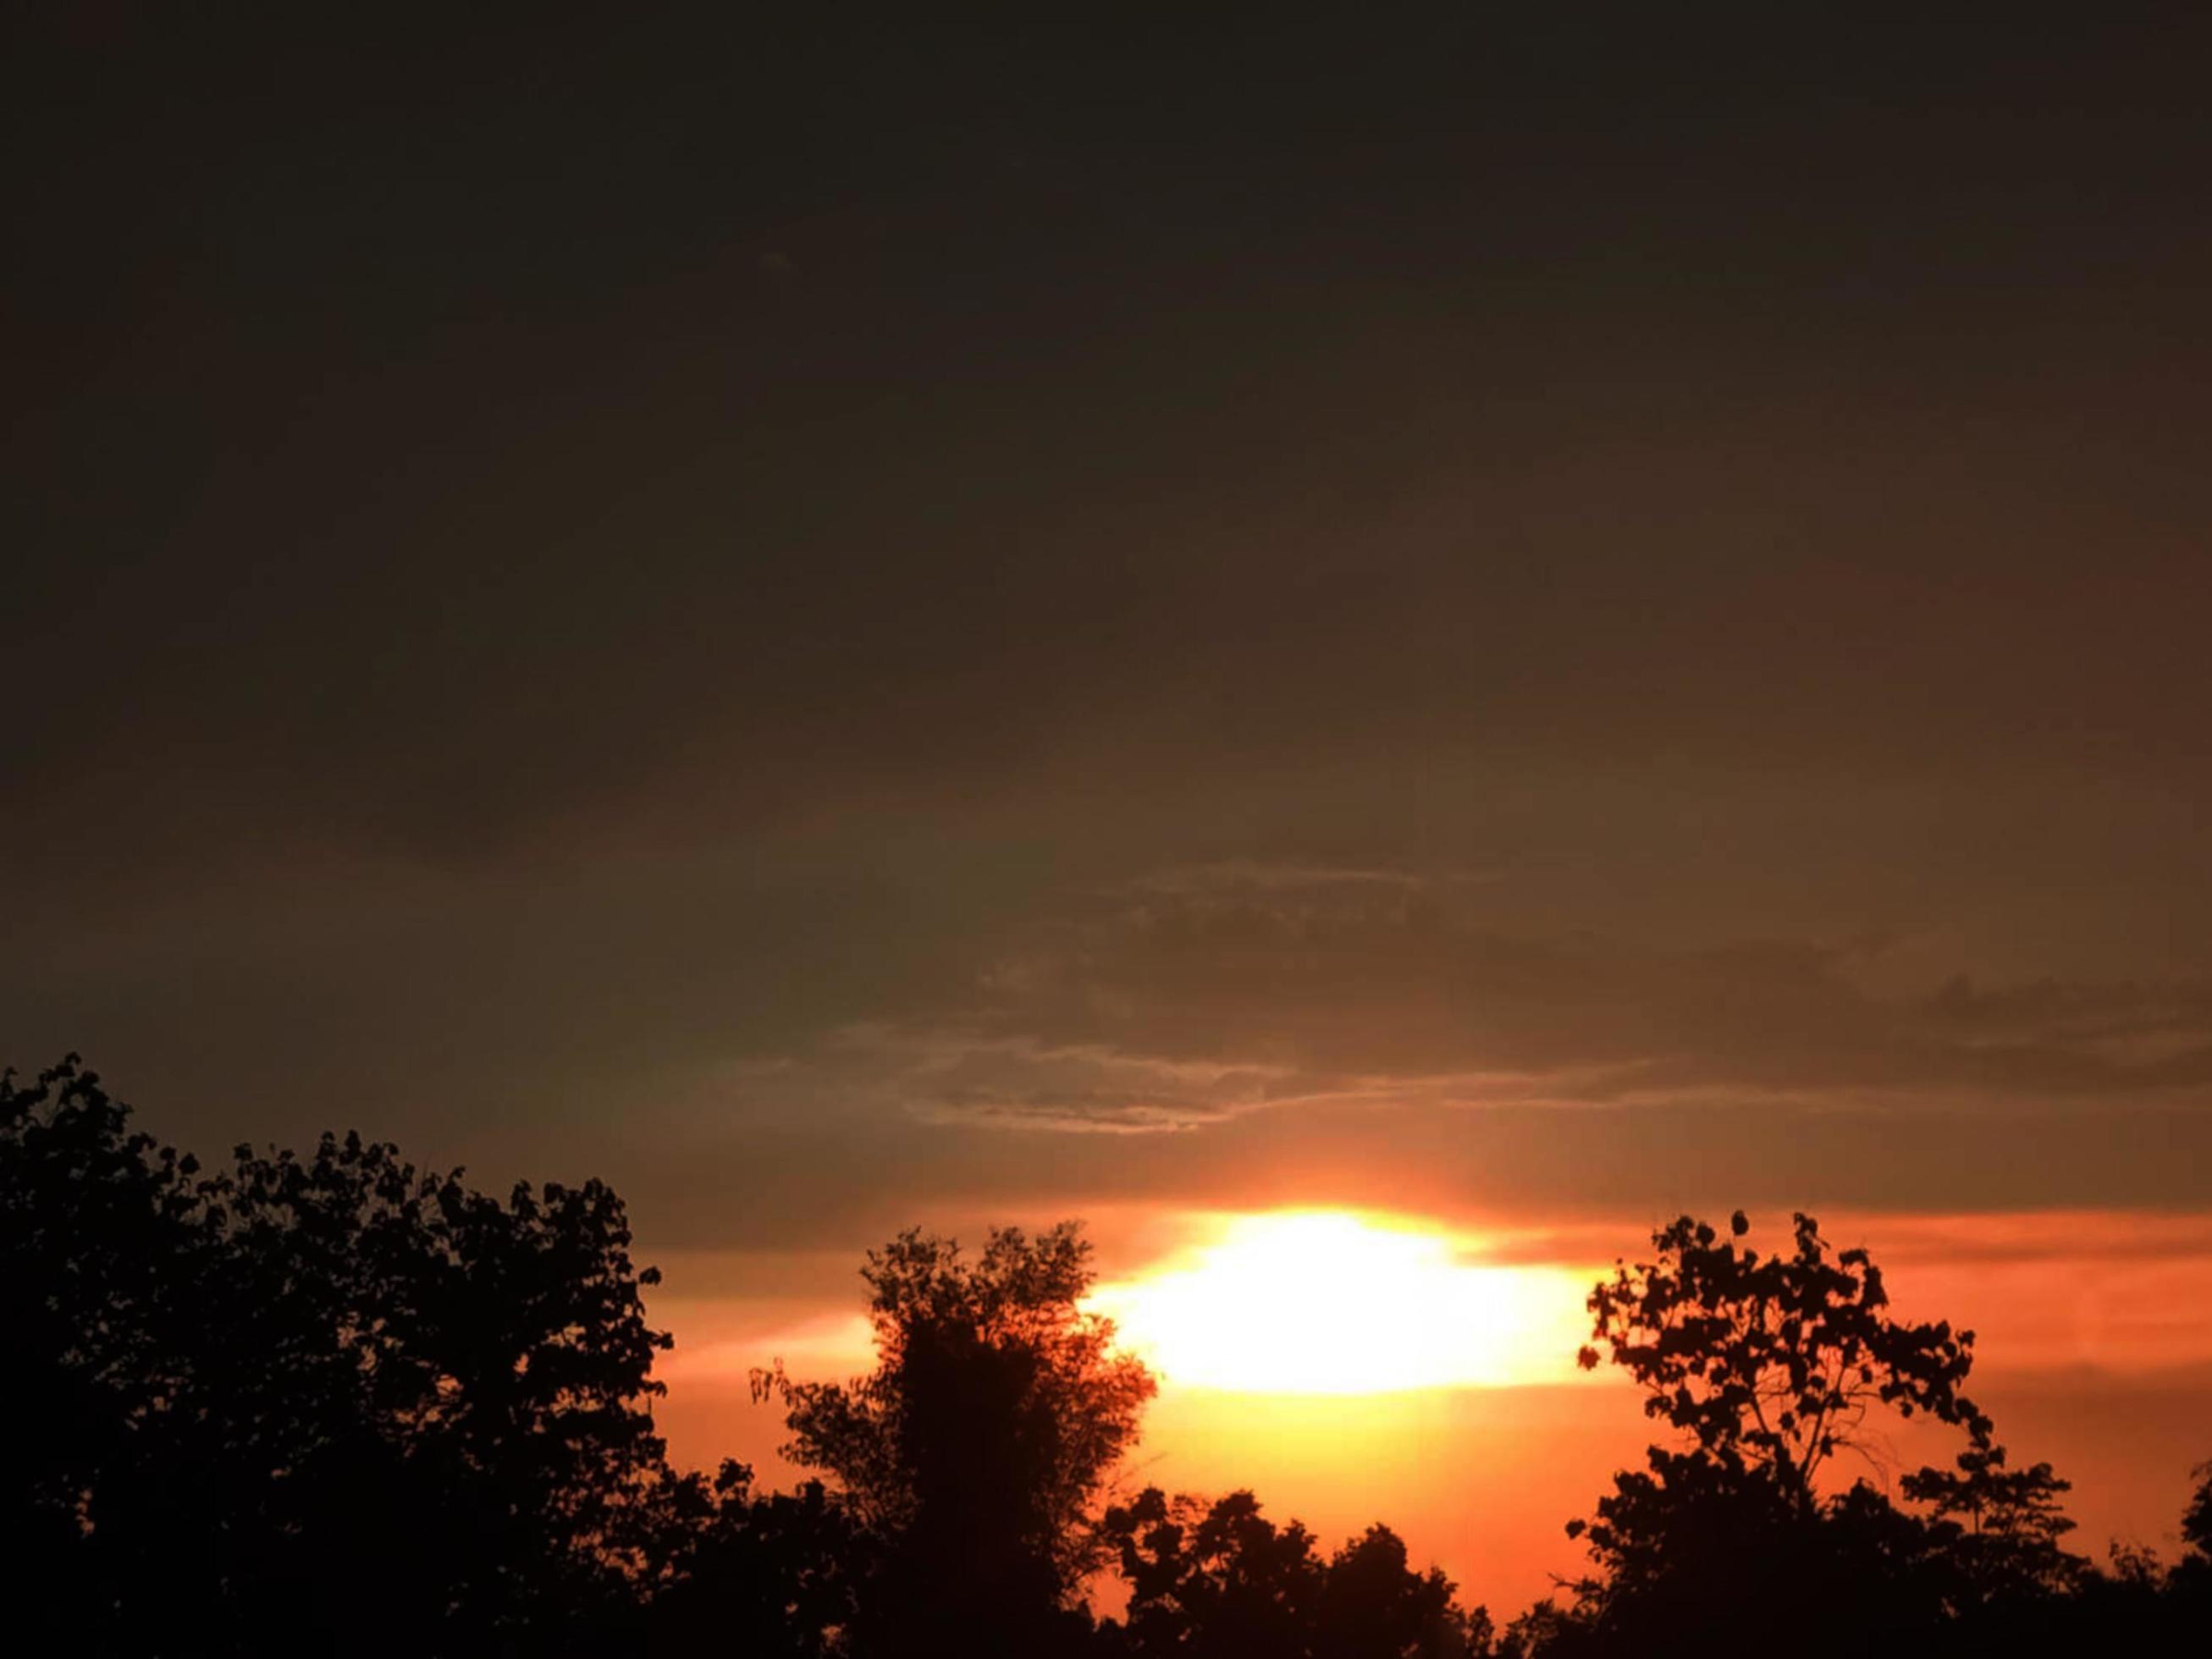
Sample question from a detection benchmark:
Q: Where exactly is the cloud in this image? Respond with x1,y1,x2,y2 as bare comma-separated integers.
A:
1120,860,1501,897
847,868,2212,1133
859,1029,1298,1133
14,825,2212,1259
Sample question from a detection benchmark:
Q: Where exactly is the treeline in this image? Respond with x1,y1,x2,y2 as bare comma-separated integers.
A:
6,1056,2209,1656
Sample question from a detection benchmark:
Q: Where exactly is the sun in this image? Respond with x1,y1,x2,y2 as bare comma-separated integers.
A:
1089,1210,1591,1394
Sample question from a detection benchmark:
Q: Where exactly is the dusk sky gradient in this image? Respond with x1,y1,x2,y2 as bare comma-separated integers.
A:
9,3,2212,1612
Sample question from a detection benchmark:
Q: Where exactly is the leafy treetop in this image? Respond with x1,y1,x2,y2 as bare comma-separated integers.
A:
1576,1210,1989,1513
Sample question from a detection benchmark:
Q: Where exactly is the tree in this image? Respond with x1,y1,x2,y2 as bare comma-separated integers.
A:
1900,1443,2085,1609
643,1459,856,1657
1104,1488,1327,1658
1317,1522,1481,1659
755,1221,1156,1656
1100,1487,1481,1659
3,1056,678,1655
1560,1210,2077,1653
1576,1211,1989,1514
2186,1459,2212,1564
2173,1458,2212,1614
1,1056,210,1645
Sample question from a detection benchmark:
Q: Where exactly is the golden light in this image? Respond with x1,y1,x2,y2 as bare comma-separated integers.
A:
1089,1210,1593,1394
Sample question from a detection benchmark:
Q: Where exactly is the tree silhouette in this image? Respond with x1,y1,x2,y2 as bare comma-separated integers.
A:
643,1459,856,1656
1100,1487,1481,1659
2186,1460,2212,1563
1559,1210,2080,1655
1105,1487,1327,1657
1576,1210,1989,1511
755,1221,1156,1657
2173,1458,2212,1619
1,1057,209,1646
1317,1523,1481,1659
19,1056,2212,1659
3,1056,674,1654
1900,1442,2084,1609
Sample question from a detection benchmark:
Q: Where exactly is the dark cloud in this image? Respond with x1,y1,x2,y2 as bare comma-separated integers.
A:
7,6,2212,1259
14,11,2212,882
870,871,2212,1121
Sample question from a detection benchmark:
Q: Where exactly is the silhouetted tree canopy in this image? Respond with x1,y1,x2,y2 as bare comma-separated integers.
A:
3,1056,672,1655
1557,1210,2095,1655
3,1057,204,1645
1106,1487,1327,1657
1900,1442,2084,1609
641,1459,856,1656
2186,1461,2212,1563
756,1221,1157,1656
1101,1486,1481,1659
12,1061,2212,1658
1319,1523,1480,1659
1576,1210,1989,1507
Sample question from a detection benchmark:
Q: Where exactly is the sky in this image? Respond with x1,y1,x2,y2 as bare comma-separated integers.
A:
8,3,2212,1615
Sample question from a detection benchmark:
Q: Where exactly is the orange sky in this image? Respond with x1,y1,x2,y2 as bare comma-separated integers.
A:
648,1204,2212,1616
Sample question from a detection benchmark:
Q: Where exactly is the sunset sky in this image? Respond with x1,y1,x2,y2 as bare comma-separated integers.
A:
10,5,2212,1616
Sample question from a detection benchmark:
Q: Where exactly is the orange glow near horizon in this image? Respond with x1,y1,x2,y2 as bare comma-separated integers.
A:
1088,1210,1595,1394
647,1204,2212,1614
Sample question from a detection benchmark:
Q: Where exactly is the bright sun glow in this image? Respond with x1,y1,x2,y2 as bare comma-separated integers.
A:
1089,1211,1592,1395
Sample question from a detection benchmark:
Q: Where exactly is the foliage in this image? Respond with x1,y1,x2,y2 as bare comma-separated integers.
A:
756,1221,1156,1655
1900,1443,2085,1607
1106,1488,1327,1657
1100,1487,1480,1659
2187,1460,2212,1563
3,1055,673,1654
1575,1210,1989,1510
13,1059,2212,1658
1,1056,209,1645
1559,1210,2104,1654
642,1459,857,1656
1321,1522,1485,1659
